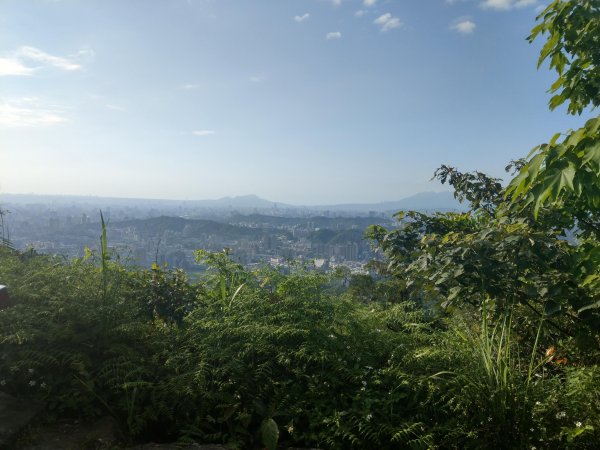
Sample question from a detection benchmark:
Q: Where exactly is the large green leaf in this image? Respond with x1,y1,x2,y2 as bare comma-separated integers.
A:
260,418,279,450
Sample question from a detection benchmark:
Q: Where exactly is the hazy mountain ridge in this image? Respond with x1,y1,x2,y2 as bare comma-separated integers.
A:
0,191,463,213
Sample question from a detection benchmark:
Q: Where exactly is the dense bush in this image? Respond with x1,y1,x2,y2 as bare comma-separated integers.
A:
1,245,599,449
0,247,428,448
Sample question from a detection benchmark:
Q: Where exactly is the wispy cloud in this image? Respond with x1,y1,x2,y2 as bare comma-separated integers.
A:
294,13,310,23
17,46,82,71
0,57,35,76
331,0,342,5
71,48,95,59
0,46,86,76
181,83,200,90
192,130,216,136
373,13,402,32
481,0,537,10
0,98,67,127
446,0,538,8
363,0,377,6
451,19,476,34
326,31,342,40
355,10,366,17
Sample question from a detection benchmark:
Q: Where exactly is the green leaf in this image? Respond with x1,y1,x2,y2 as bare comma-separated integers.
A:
582,274,599,287
544,300,562,316
578,300,600,314
261,418,279,450
558,164,576,192
582,141,600,174
447,286,462,301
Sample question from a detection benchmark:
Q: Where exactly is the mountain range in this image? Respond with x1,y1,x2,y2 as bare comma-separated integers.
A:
0,191,464,213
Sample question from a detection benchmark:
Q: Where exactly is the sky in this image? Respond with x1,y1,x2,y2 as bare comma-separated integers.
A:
0,0,594,205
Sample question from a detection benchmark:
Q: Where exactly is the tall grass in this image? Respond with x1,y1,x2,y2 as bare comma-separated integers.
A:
0,206,13,250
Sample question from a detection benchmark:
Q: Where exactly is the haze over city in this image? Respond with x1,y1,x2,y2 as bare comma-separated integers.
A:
1,0,593,204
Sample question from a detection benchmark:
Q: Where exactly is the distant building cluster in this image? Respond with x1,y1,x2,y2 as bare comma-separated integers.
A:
1,198,397,276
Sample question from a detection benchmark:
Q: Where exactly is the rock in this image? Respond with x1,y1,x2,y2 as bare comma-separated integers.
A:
0,391,43,449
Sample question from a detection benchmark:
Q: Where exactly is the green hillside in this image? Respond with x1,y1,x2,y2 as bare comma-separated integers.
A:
114,216,292,240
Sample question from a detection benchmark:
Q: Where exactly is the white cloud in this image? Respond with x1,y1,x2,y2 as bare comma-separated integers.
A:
516,0,538,7
355,10,366,17
326,31,342,40
452,19,476,34
0,46,86,76
192,130,216,136
17,46,82,71
331,0,342,5
0,98,67,127
373,13,402,32
70,47,95,62
294,13,310,22
181,83,200,90
481,0,537,10
363,0,376,6
0,57,35,76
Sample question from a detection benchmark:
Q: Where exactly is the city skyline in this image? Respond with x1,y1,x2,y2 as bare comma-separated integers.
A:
1,0,594,203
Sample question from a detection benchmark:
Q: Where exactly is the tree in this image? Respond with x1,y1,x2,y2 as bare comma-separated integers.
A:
369,3,600,340
530,0,600,115
507,0,600,232
505,0,600,326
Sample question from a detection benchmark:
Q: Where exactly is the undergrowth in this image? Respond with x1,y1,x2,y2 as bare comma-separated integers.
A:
0,246,599,448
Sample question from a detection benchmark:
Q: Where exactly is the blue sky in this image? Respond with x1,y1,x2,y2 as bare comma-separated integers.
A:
0,0,593,204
